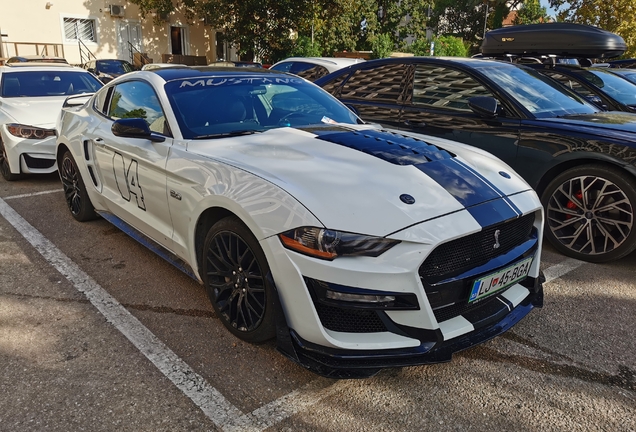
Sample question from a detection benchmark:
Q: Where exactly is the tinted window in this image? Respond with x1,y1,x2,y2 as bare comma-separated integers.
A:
341,63,407,103
572,69,636,106
412,64,493,111
0,71,102,97
108,81,167,134
540,71,596,99
97,60,133,74
289,62,330,81
475,64,598,118
164,75,359,139
270,62,292,72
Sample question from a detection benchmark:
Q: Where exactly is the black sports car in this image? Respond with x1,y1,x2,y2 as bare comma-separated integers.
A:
315,56,636,262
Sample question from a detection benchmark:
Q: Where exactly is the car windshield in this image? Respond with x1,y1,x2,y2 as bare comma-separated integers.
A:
575,69,636,106
165,75,360,139
613,70,636,85
97,60,133,74
475,64,598,118
1,71,103,97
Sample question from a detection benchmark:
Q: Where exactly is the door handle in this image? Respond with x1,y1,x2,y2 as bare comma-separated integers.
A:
403,119,426,128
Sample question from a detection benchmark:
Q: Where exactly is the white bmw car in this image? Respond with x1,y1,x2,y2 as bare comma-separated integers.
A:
56,67,545,378
0,63,103,180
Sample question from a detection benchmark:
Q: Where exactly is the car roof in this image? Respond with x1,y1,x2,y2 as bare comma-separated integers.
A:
7,55,68,63
0,64,85,72
273,57,366,68
151,66,291,81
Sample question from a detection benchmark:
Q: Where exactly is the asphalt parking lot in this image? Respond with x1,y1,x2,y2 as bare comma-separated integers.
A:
1,173,634,432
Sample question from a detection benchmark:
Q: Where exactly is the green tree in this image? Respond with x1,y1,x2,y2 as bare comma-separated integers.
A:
514,0,550,24
432,36,468,56
549,0,636,57
370,33,394,58
290,35,322,57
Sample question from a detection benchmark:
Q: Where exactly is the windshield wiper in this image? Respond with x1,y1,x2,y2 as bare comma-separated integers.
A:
192,130,262,140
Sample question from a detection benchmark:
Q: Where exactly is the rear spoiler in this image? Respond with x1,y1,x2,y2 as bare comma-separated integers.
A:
62,93,95,108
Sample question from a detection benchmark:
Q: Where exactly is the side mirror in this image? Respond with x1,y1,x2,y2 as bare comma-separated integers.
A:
111,118,165,142
345,104,359,116
468,96,499,118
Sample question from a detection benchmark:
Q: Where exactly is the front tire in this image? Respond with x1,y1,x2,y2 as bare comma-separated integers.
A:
0,139,20,181
203,216,276,343
542,164,636,262
60,150,97,222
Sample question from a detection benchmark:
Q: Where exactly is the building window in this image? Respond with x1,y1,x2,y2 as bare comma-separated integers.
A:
63,18,96,42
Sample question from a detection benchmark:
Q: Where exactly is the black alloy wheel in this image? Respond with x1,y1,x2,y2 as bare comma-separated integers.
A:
60,151,97,222
203,217,276,343
542,164,636,262
0,140,20,181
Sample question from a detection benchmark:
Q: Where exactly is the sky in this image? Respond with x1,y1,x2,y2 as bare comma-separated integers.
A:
540,0,559,18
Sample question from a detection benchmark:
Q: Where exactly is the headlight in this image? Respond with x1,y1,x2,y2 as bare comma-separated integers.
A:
279,227,400,260
6,124,57,139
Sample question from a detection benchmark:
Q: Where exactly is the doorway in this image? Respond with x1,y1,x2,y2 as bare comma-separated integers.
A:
118,21,142,61
170,26,189,55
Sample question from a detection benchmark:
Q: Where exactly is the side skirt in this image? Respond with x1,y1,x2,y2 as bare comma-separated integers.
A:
97,211,199,281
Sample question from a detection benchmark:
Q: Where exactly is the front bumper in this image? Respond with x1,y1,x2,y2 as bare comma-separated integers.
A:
277,274,544,379
1,126,57,175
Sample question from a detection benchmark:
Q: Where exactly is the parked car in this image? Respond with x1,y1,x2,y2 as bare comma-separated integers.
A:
141,63,187,71
0,63,103,180
6,55,68,64
270,57,366,81
55,67,544,378
83,59,135,83
209,61,263,68
316,56,636,262
526,64,636,112
605,68,636,85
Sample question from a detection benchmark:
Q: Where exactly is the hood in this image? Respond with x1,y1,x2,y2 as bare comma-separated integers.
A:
0,96,67,128
540,112,636,136
187,125,533,236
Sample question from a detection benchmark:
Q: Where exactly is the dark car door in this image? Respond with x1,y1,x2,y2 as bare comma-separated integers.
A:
399,62,522,167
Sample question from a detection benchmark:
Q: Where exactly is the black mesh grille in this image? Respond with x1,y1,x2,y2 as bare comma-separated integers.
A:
23,154,55,169
420,213,536,283
314,303,387,333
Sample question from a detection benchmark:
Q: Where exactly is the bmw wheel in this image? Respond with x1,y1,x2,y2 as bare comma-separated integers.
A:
542,164,636,262
203,216,276,343
0,139,20,181
60,150,97,222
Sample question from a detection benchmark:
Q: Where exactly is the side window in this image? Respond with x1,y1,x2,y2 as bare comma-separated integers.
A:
289,63,330,81
541,71,596,98
108,81,168,135
271,62,292,72
93,87,112,115
341,63,408,103
412,64,494,111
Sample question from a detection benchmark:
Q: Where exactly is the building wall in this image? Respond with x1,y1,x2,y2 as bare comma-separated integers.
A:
0,0,234,65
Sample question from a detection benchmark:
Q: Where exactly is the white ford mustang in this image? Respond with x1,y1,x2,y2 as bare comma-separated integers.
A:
56,67,545,378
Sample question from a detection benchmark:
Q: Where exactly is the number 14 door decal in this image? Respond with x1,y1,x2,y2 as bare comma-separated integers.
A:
113,152,146,210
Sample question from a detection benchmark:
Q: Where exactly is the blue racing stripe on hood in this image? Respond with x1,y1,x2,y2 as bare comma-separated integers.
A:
314,128,521,226
315,129,454,165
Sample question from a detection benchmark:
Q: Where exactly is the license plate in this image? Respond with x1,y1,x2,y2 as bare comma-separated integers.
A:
469,256,533,303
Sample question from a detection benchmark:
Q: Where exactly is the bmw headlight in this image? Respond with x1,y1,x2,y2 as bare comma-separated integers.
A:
279,227,399,260
6,124,56,139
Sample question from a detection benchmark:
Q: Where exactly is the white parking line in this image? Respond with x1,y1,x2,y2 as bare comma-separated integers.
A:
543,257,585,283
3,188,63,200
0,197,248,430
0,193,589,431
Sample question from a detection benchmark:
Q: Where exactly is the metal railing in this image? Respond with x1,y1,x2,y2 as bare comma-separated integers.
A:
3,42,65,58
128,41,150,68
78,39,97,66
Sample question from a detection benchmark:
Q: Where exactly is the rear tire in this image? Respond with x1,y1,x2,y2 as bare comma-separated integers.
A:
60,150,97,222
541,164,636,262
0,139,20,181
202,216,276,343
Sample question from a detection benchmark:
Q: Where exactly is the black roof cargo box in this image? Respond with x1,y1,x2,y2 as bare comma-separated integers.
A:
481,23,626,59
